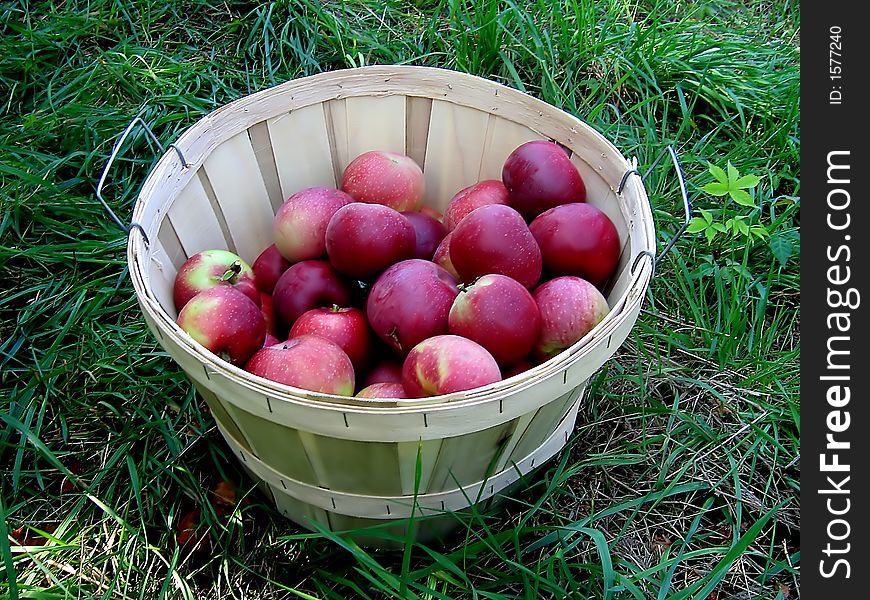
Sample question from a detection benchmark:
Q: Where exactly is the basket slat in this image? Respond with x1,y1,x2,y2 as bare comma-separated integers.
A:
344,95,406,162
248,121,285,212
156,219,187,270
422,101,490,208
297,431,404,495
200,131,274,263
145,241,179,319
268,104,338,197
426,421,515,492
405,96,433,169
168,176,229,259
505,385,582,465
397,438,442,495
477,116,543,182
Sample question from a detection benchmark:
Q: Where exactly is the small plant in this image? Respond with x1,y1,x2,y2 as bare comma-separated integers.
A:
687,161,767,244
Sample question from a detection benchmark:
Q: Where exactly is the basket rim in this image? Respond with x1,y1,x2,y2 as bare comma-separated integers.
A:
127,64,656,413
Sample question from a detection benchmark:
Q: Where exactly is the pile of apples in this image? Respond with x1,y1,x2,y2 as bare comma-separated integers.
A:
173,140,621,399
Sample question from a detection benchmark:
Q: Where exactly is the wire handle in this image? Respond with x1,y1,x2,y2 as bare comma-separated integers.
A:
620,145,692,276
95,116,189,246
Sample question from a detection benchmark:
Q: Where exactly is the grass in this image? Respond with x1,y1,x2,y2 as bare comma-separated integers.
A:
1,0,799,598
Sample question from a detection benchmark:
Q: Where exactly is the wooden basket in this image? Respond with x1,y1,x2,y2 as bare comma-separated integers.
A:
124,66,656,545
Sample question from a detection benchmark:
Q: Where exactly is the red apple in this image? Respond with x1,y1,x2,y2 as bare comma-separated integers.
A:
432,231,459,279
176,286,266,366
533,276,610,361
402,210,448,260
244,335,355,396
420,206,444,222
259,292,278,336
251,244,292,294
273,186,354,262
443,179,509,231
271,260,353,328
288,306,372,373
361,359,404,388
340,150,425,212
402,335,502,397
529,203,621,287
263,333,282,347
449,204,542,289
325,203,416,278
502,359,536,379
173,249,260,313
366,259,459,354
448,274,541,367
356,382,408,399
502,140,587,220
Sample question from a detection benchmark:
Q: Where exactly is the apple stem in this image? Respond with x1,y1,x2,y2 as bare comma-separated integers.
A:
219,261,242,284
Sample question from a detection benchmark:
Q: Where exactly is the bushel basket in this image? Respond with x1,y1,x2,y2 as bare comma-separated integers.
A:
121,66,658,546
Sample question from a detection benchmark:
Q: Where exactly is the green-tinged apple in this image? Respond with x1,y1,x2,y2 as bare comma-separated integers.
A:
533,276,609,360
273,187,353,262
173,249,259,313
356,382,409,399
402,334,502,397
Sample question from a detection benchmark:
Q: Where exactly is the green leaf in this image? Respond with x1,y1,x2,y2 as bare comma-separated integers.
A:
768,233,795,267
726,160,739,187
686,217,709,234
702,181,729,196
712,222,728,233
699,208,714,224
705,227,717,243
750,225,769,239
734,174,760,189
730,189,756,207
708,162,728,184
736,219,750,236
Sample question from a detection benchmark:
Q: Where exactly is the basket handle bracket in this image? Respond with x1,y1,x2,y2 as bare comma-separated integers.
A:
620,145,692,276
95,116,190,247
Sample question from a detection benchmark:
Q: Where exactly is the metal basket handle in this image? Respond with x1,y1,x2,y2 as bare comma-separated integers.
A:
95,116,189,246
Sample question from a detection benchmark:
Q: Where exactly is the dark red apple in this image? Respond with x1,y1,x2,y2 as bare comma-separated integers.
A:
432,231,459,279
402,210,448,260
244,335,355,396
273,186,354,262
173,249,260,313
529,203,621,287
259,292,278,336
340,151,425,212
288,306,372,373
271,260,353,328
356,382,408,399
325,203,416,278
420,206,444,222
176,286,266,366
533,276,610,361
366,259,459,354
502,359,536,379
449,204,542,289
251,244,292,294
402,335,502,397
443,179,509,231
502,140,587,219
361,359,404,388
448,274,541,367
263,333,282,347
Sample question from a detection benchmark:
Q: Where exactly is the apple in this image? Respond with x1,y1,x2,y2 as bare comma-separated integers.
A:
529,203,621,287
176,286,266,366
366,259,459,355
251,244,292,294
533,276,610,361
448,204,542,289
402,335,502,397
288,306,372,372
271,260,353,328
244,335,355,396
360,359,404,388
263,333,283,347
356,382,408,399
448,274,541,367
443,179,509,231
402,210,448,260
502,359,536,379
432,231,459,279
273,186,354,262
325,203,416,278
340,150,424,212
259,292,278,336
173,249,260,312
420,206,444,222
502,140,587,220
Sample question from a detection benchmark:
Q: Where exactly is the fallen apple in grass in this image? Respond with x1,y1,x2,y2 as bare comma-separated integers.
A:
533,276,609,361
502,139,587,220
448,274,541,367
443,179,509,231
325,202,416,278
244,335,355,396
176,286,266,366
366,259,459,355
340,150,425,212
273,186,353,263
271,260,353,328
289,306,372,373
173,249,260,313
449,204,542,289
402,334,502,397
529,203,621,287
